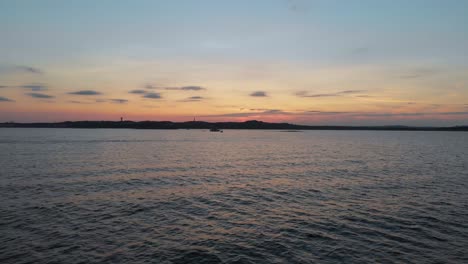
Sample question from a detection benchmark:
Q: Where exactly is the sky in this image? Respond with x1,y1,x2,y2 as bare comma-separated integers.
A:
1,0,468,126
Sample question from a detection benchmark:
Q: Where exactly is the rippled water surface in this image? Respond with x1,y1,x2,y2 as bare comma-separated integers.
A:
1,128,467,263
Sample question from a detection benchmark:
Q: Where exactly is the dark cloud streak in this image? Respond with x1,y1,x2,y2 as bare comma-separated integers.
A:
110,99,128,104
145,84,158,89
27,93,54,99
69,90,102,95
20,84,48,91
179,96,205,102
143,92,162,99
165,86,206,91
0,96,15,102
129,89,147,94
250,91,268,97
17,66,43,75
144,85,206,91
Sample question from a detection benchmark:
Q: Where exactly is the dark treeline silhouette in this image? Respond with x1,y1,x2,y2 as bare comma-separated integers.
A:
1,120,467,131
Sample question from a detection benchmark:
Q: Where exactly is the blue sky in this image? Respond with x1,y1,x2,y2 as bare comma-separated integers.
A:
2,0,468,63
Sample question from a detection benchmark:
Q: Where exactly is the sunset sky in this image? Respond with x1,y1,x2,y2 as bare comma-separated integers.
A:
1,0,468,125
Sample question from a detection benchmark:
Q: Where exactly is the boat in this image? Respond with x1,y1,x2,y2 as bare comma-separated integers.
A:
210,127,223,132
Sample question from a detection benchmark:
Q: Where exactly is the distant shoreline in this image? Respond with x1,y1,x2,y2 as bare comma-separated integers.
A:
1,120,467,131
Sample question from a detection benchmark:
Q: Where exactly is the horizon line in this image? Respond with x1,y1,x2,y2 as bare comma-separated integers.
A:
1,119,467,128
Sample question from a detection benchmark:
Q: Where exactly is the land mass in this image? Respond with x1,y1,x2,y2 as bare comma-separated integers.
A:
1,120,467,131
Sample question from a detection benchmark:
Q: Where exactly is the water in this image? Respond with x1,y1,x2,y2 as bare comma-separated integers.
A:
1,128,467,264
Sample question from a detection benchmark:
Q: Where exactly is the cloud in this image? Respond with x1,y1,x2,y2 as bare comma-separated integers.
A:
20,84,48,91
145,84,158,89
27,93,54,99
0,65,43,75
301,110,468,117
16,66,43,75
339,90,366,94
297,92,338,98
296,90,367,98
181,86,205,91
0,84,48,91
303,110,356,115
249,108,281,111
143,92,162,99
250,91,268,97
179,96,205,102
205,110,343,118
0,96,15,102
262,109,284,114
110,99,128,104
129,89,147,94
355,111,468,117
205,109,290,117
69,90,102,95
204,109,468,119
400,68,439,79
165,86,206,91
68,100,92,104
144,84,206,91
205,112,265,117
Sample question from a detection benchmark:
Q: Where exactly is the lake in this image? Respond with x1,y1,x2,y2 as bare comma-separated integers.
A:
1,128,467,263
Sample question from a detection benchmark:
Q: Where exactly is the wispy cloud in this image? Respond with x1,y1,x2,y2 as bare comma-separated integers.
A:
356,111,468,117
296,92,338,98
110,99,128,104
16,66,43,75
204,109,468,119
302,110,356,115
69,90,102,95
249,108,281,111
0,96,15,102
143,92,162,99
143,84,206,91
400,68,439,79
205,109,290,117
27,93,54,99
129,89,147,94
296,90,366,98
165,86,206,91
179,96,205,102
0,84,48,91
68,100,92,104
145,84,158,89
250,91,268,97
339,90,366,94
20,84,48,91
